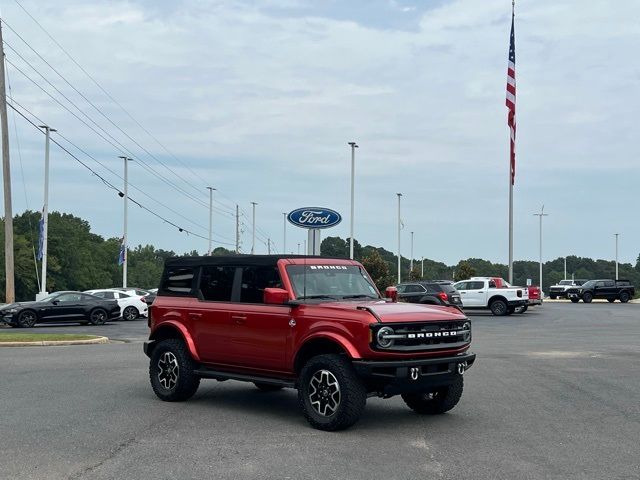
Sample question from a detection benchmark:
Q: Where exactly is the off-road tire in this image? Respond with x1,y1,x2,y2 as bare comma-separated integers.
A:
506,307,515,315
89,308,108,325
402,375,464,414
550,295,557,300
122,306,138,321
516,305,528,314
490,299,508,316
619,292,630,303
298,354,366,431
582,292,593,303
17,310,37,328
607,298,615,303
254,382,283,392
149,339,200,402
570,297,579,303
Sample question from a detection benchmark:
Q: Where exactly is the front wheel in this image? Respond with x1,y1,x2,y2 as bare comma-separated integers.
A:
402,375,464,414
490,299,508,316
607,298,615,303
89,308,108,325
550,295,557,300
570,297,579,303
582,292,593,303
122,306,138,321
298,354,366,431
17,310,37,328
149,339,200,402
619,292,630,303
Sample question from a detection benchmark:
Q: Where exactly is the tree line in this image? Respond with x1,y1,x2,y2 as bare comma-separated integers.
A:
0,213,638,301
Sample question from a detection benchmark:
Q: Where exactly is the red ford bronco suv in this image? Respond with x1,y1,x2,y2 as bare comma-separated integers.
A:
144,256,475,431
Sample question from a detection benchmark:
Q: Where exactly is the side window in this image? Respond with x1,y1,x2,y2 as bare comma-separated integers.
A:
240,266,283,304
92,292,106,299
199,266,236,301
102,292,116,299
468,281,485,290
118,292,131,298
396,284,407,294
162,267,195,294
488,280,497,288
454,282,467,290
58,293,81,302
604,281,615,287
595,281,605,288
405,285,422,293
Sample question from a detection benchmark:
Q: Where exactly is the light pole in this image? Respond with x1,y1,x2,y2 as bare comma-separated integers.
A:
297,243,300,255
421,256,424,279
348,141,358,259
250,201,257,254
614,233,619,280
564,257,567,280
206,187,215,255
410,231,414,275
38,125,56,297
119,156,132,288
533,205,548,289
397,193,402,284
282,212,287,254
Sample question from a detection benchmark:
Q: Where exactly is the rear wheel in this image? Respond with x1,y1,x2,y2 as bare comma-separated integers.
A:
619,292,630,303
149,339,200,401
122,306,138,321
582,292,593,303
516,305,528,314
89,308,108,325
298,354,366,431
402,375,464,415
607,298,615,303
17,310,37,328
490,299,508,316
570,297,579,303
550,295,557,300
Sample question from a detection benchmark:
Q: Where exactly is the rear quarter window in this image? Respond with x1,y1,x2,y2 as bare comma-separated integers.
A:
161,266,196,295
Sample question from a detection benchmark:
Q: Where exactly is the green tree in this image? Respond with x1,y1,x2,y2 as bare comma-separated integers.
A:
362,250,394,292
454,261,476,281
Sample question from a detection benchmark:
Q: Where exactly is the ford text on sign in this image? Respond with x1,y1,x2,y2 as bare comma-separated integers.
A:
287,208,342,229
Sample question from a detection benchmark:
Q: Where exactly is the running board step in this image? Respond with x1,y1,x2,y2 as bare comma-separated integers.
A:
193,368,296,388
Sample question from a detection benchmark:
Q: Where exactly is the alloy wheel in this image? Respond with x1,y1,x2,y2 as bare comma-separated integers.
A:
309,369,341,417
157,351,180,390
123,307,137,321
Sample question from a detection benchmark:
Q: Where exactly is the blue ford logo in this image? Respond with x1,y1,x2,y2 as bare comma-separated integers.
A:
287,208,342,229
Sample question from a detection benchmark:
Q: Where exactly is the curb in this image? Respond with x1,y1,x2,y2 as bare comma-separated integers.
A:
0,336,109,347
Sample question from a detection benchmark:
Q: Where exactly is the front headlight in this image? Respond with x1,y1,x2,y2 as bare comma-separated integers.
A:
463,321,472,342
376,326,395,348
4,308,18,314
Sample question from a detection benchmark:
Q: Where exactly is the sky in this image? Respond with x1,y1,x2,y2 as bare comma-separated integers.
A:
0,0,638,266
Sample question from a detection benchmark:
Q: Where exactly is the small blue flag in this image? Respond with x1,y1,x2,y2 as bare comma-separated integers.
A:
36,211,44,261
118,238,126,266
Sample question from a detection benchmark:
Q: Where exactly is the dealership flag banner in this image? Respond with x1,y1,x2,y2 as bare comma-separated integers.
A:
36,209,44,261
506,2,517,185
118,237,126,266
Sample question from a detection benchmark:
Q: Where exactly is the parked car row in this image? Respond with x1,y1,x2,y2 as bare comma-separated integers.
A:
0,286,157,328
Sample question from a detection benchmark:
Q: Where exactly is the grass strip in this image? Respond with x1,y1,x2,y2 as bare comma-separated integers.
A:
0,333,99,342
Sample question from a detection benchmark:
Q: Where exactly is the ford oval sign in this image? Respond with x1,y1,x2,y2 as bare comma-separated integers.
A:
287,208,342,229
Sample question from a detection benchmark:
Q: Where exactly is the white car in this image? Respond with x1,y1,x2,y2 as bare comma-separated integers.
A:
84,289,148,321
453,277,529,316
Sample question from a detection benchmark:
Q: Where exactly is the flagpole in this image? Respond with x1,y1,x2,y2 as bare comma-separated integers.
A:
507,0,515,284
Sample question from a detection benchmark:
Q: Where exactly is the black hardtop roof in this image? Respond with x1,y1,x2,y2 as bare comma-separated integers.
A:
164,255,356,268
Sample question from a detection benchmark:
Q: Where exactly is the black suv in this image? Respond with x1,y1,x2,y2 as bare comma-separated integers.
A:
566,279,635,303
396,282,462,309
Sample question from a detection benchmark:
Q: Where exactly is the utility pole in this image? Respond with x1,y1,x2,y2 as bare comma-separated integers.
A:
235,205,240,254
267,238,271,254
119,156,131,288
348,141,358,259
206,187,215,255
38,125,56,297
282,212,287,254
250,202,257,254
614,233,619,280
410,231,414,274
397,193,402,284
533,205,548,289
0,21,15,303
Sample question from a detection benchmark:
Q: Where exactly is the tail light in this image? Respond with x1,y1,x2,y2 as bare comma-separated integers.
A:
141,296,147,303
437,291,448,302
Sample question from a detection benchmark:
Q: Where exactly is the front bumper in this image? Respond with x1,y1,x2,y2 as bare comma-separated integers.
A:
352,352,476,396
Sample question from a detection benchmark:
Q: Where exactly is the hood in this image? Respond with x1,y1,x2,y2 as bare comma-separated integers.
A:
310,300,466,323
0,301,40,310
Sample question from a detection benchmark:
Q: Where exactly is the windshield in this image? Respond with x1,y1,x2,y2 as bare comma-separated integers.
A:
37,293,59,303
581,280,596,288
286,265,379,300
559,280,573,285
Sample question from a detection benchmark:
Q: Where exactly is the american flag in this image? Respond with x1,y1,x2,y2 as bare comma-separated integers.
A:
506,8,516,185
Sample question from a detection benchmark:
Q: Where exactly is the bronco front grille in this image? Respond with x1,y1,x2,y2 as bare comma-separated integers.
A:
372,321,471,352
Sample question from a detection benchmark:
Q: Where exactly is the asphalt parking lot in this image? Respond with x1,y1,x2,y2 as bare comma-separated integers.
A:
1,302,639,480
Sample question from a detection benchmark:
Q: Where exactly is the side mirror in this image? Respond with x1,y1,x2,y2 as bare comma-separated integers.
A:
263,288,289,305
385,286,398,303
51,300,59,305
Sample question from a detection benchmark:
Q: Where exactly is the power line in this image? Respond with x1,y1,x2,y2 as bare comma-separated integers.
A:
7,100,237,247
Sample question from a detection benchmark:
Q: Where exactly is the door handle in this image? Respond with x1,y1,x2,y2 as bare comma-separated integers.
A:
232,315,246,325
188,313,202,319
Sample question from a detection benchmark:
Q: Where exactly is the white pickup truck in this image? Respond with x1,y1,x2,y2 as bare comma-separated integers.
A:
452,277,529,316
